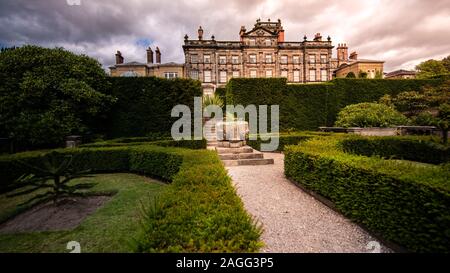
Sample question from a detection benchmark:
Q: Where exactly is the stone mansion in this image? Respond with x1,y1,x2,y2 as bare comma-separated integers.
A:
110,19,384,96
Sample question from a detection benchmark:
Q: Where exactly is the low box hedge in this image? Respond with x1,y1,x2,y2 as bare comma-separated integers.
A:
0,143,261,252
247,131,333,151
340,136,449,164
80,138,206,150
284,136,450,253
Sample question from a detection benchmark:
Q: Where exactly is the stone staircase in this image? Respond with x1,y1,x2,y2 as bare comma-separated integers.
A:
204,119,274,166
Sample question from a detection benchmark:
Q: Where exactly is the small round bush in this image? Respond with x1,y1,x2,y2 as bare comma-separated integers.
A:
335,102,409,128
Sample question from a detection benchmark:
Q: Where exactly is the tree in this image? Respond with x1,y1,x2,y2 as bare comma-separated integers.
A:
416,59,448,79
6,152,94,205
375,70,383,79
0,45,116,150
436,103,450,144
335,102,409,128
441,55,450,72
346,72,356,78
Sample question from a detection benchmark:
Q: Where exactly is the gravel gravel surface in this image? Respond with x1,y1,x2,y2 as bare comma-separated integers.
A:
226,153,392,253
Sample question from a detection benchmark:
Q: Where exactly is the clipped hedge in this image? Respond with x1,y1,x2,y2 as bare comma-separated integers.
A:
341,136,450,164
226,78,445,131
106,77,202,138
247,131,332,151
285,136,450,252
80,138,206,150
134,149,262,252
0,143,262,252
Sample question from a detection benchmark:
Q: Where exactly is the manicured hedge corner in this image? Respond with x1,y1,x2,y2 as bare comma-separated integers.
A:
134,149,262,253
340,136,450,164
284,136,450,253
247,131,333,151
129,147,183,181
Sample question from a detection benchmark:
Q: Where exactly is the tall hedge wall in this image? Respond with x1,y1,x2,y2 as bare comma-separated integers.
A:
106,77,202,138
226,78,444,131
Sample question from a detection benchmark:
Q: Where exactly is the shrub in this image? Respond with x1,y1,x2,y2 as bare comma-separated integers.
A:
134,149,262,252
247,131,332,151
335,103,409,127
106,77,202,138
340,136,449,164
0,45,115,150
285,136,450,252
346,72,356,78
225,78,444,131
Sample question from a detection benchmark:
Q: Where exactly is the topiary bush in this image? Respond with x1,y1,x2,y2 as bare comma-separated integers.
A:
334,102,409,127
285,135,450,253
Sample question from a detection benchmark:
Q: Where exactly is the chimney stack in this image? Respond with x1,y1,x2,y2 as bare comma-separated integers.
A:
349,51,358,60
337,43,349,64
198,26,204,40
155,47,161,63
115,51,124,64
146,47,154,64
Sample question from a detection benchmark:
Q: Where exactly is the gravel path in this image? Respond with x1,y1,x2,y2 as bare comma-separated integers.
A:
226,153,392,253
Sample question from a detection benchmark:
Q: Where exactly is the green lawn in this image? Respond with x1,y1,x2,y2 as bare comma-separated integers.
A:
0,173,165,253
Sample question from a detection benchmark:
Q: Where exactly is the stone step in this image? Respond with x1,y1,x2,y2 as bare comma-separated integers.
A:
219,152,263,160
216,146,254,154
222,158,274,166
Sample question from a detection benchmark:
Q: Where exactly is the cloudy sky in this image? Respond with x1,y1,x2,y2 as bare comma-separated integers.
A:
1,0,449,72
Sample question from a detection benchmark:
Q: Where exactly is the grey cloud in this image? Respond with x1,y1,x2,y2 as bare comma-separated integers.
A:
0,0,449,71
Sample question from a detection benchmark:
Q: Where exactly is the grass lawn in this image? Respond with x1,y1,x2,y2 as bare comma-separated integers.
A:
0,173,165,253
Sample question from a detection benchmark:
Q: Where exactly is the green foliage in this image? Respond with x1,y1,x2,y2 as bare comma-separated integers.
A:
106,77,202,138
341,136,449,164
225,78,443,131
335,103,409,127
134,149,262,252
437,103,450,144
416,59,449,79
0,45,115,150
284,135,450,253
203,94,224,108
346,72,356,78
247,131,332,151
215,87,227,107
6,152,94,205
442,55,450,72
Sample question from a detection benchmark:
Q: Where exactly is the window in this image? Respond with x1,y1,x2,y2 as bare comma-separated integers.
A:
249,39,256,46
321,69,328,81
309,54,316,64
232,56,239,64
249,54,257,64
164,72,178,79
265,39,272,46
320,54,327,64
250,70,257,78
232,71,240,78
219,56,227,64
191,54,198,63
265,54,272,64
293,55,300,64
190,70,199,80
265,70,273,78
280,55,288,64
220,71,227,83
293,70,300,82
121,70,139,77
281,70,288,78
203,54,211,64
204,70,211,83
309,69,316,82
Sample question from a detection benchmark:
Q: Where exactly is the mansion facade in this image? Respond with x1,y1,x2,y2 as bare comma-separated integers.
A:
183,19,334,96
110,19,385,96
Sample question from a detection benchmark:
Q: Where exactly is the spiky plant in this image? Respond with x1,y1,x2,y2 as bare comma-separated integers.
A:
202,94,224,109
7,152,94,206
